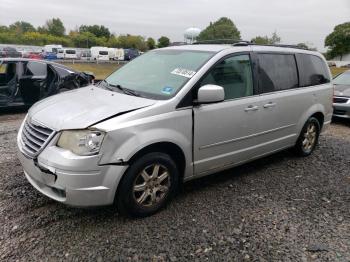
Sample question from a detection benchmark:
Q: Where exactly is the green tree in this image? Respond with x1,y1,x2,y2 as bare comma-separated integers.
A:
118,35,148,51
198,17,241,41
0,25,8,33
325,22,350,60
44,18,65,36
251,31,281,45
296,43,309,49
79,25,111,38
9,21,36,34
146,37,156,50
157,36,170,48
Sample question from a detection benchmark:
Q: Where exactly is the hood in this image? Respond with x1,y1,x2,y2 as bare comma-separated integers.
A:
334,84,350,97
29,86,156,130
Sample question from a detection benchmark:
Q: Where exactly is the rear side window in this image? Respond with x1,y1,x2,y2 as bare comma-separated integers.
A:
258,54,299,93
66,50,76,54
24,62,47,76
296,54,330,86
99,51,108,55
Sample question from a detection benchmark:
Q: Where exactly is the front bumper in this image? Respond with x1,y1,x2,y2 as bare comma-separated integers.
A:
333,100,350,119
17,129,128,207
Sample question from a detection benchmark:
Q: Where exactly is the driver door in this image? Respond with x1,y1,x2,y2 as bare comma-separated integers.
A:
193,53,262,176
19,61,47,105
0,62,19,106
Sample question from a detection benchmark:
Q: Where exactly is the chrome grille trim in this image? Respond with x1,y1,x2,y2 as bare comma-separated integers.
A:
21,119,55,158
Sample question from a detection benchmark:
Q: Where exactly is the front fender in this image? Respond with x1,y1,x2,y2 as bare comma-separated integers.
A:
97,109,193,176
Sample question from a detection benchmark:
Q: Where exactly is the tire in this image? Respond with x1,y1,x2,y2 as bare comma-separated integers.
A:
116,152,179,217
294,117,320,156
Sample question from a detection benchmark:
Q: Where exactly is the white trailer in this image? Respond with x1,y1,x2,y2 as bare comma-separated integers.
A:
43,44,62,53
90,46,109,61
108,48,116,60
63,49,78,59
115,48,125,61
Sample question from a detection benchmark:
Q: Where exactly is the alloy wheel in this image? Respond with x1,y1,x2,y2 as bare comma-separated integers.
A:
133,164,171,207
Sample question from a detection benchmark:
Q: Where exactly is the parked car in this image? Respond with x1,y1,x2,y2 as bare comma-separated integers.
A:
124,48,139,60
0,46,22,58
27,52,43,60
17,44,332,217
333,69,350,119
0,58,94,108
42,52,58,60
80,50,92,61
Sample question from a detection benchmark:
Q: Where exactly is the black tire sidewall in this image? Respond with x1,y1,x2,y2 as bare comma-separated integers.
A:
295,117,320,156
116,152,179,217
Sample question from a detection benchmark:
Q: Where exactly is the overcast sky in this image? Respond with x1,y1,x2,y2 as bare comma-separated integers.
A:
0,0,349,51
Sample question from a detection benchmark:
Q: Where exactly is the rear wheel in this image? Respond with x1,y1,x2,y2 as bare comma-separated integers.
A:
116,152,179,217
294,117,320,156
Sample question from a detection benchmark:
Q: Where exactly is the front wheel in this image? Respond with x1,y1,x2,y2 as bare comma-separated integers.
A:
116,152,179,217
294,117,320,156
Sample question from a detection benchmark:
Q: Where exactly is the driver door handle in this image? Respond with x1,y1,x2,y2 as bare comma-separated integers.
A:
244,105,259,112
263,102,276,108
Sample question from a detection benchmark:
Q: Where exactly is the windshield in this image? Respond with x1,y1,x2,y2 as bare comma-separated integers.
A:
104,49,214,99
333,71,350,86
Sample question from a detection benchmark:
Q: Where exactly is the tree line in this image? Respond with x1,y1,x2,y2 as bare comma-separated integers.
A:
0,18,170,51
198,17,349,59
1,17,349,59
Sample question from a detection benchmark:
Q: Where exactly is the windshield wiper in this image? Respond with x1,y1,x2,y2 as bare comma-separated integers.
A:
98,80,114,91
109,83,142,97
99,80,142,97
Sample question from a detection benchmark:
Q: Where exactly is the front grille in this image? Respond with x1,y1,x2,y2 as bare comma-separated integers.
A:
333,97,349,104
21,119,55,158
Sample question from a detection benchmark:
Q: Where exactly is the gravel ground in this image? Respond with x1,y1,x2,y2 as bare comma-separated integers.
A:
0,111,349,261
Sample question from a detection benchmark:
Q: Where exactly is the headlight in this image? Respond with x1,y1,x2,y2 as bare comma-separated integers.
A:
57,129,105,156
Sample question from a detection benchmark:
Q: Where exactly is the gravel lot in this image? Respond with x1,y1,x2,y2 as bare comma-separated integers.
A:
0,111,349,261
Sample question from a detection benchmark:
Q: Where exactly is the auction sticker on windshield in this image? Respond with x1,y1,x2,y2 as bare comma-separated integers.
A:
171,68,196,78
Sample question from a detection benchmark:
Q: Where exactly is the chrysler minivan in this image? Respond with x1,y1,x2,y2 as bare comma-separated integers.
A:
17,43,333,217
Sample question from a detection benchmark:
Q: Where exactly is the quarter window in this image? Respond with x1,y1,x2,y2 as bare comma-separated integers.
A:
200,54,254,100
296,54,330,86
24,62,47,77
258,54,298,93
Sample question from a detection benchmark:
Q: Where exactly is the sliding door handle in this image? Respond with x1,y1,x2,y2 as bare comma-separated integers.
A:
263,102,276,108
244,105,259,112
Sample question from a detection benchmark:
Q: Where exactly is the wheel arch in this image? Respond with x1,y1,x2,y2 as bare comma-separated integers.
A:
127,141,187,183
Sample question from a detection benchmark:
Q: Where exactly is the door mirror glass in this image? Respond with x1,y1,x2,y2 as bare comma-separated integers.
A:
197,84,225,104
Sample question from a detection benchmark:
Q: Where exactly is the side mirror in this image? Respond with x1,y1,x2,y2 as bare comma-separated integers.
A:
197,84,225,104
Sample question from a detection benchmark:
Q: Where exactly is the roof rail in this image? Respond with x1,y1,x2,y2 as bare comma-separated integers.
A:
193,39,250,45
250,43,308,50
192,40,309,50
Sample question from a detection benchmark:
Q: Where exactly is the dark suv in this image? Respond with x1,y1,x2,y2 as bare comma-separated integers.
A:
0,47,22,58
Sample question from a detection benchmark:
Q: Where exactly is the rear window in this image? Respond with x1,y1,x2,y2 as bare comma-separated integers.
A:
296,54,330,86
258,53,299,93
24,61,47,76
99,51,108,55
66,50,76,54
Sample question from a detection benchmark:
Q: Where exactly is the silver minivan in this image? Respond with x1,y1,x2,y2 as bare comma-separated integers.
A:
17,44,333,217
